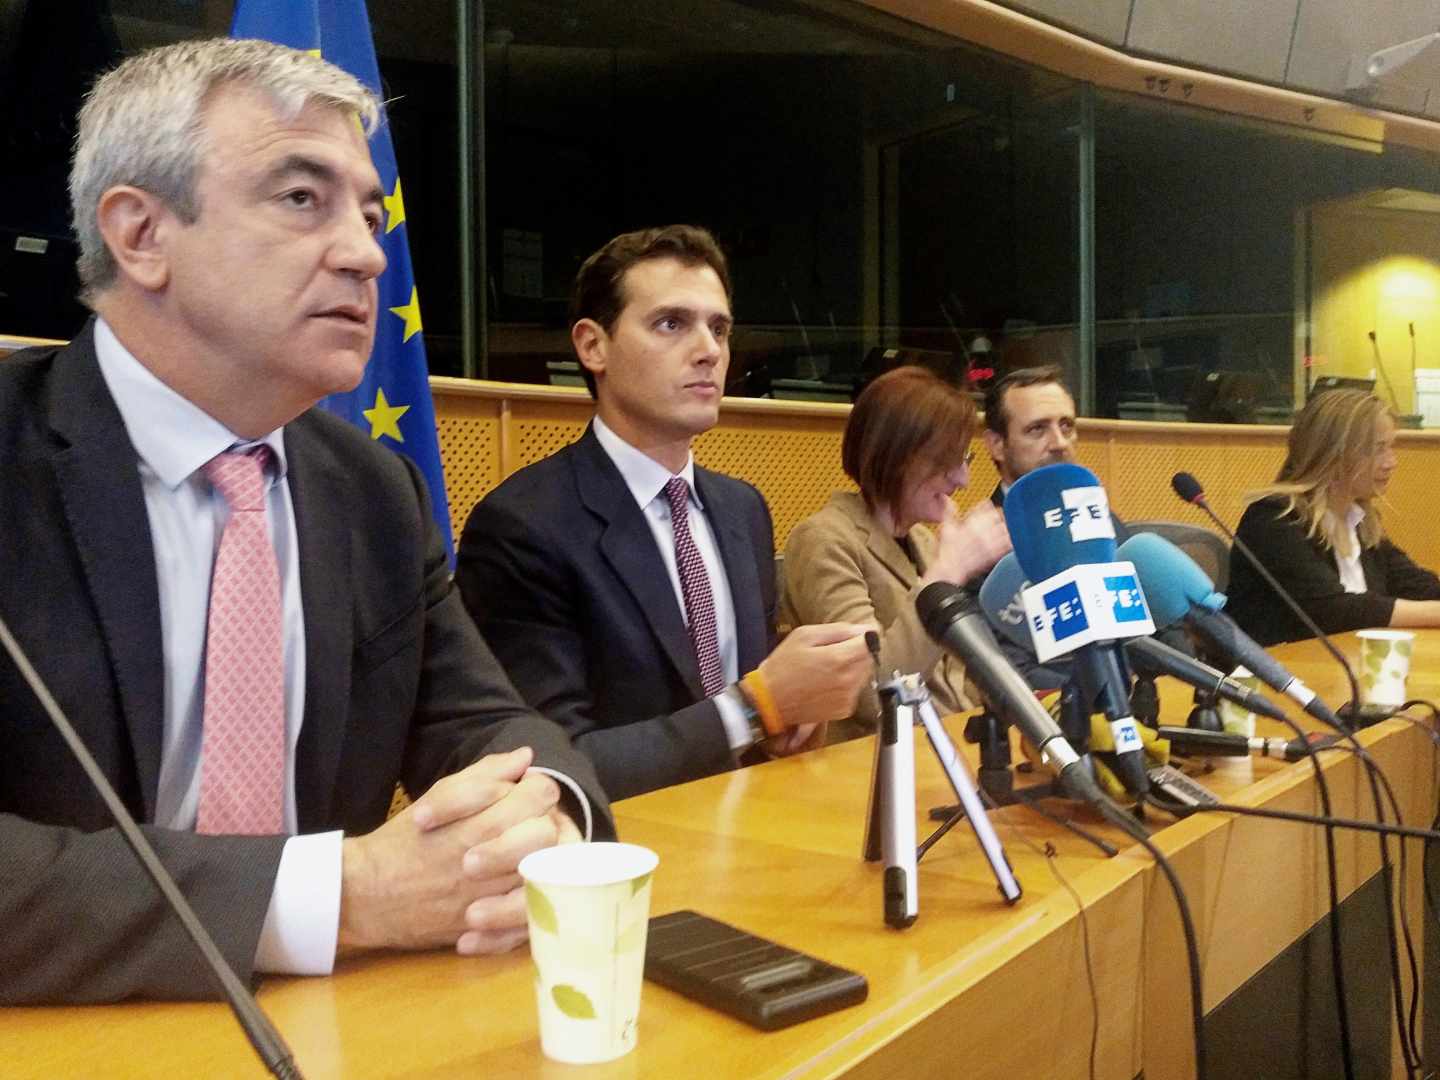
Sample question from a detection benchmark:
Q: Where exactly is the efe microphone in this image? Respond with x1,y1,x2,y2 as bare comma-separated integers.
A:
1002,464,1152,797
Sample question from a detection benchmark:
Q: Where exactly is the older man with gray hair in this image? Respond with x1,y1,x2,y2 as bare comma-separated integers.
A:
0,37,609,1005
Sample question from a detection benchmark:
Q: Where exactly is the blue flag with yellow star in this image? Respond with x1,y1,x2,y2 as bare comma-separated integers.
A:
232,0,454,563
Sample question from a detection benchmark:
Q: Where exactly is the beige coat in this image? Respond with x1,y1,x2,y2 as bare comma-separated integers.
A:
780,491,973,738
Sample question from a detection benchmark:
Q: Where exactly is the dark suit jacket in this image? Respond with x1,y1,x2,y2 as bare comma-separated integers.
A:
1227,496,1440,646
0,326,612,1004
456,426,776,800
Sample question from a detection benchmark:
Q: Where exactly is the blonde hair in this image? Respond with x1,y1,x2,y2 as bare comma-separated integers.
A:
1245,389,1396,555
71,37,380,300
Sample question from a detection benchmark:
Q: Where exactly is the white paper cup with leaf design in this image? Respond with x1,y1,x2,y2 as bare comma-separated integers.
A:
517,841,659,1064
1357,629,1415,710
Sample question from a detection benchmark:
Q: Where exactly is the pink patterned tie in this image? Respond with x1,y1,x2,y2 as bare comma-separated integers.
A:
664,477,725,696
195,447,285,836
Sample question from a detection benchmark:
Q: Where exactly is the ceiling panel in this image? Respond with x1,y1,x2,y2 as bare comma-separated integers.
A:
1126,0,1298,83
995,0,1133,46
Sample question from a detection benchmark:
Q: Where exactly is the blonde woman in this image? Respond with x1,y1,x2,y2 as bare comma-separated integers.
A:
1226,389,1440,645
780,366,1011,738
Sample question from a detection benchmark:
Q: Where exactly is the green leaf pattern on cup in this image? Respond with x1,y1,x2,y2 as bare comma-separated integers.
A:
526,883,558,935
552,984,597,1020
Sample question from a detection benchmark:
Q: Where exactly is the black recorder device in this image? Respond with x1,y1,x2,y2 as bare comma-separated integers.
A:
645,910,868,1030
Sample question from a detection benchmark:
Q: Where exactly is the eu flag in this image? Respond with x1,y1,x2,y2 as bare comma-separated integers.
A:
231,0,454,564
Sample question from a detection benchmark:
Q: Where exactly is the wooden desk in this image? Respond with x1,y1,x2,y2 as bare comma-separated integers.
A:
5,636,1438,1079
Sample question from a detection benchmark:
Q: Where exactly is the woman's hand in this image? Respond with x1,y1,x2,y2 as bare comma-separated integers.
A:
923,500,1012,587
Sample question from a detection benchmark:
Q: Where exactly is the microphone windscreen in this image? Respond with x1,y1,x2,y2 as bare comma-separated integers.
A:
1171,471,1204,504
1002,463,1117,581
916,581,972,643
977,554,1033,651
1117,533,1227,627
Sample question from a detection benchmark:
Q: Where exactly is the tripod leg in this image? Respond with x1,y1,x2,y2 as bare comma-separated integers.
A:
877,692,918,928
917,702,1023,904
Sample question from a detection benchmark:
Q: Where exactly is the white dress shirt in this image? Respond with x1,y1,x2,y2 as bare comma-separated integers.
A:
590,415,753,749
1328,505,1369,595
95,318,341,976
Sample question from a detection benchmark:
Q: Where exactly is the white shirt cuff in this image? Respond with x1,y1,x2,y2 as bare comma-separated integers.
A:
254,831,343,976
527,767,594,841
713,688,755,752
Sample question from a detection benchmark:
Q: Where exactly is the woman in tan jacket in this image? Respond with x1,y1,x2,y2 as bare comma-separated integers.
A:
781,366,1011,739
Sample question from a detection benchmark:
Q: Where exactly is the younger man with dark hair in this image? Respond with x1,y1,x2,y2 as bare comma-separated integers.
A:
457,225,872,799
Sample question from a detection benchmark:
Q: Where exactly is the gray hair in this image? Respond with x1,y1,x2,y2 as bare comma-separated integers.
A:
70,37,381,300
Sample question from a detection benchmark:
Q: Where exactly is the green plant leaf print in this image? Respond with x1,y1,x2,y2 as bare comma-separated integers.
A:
526,883,558,935
552,984,597,1020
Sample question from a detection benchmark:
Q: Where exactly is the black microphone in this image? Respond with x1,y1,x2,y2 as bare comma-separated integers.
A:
1156,725,1340,762
1170,471,1362,722
0,614,302,1079
916,583,1111,810
1125,636,1288,721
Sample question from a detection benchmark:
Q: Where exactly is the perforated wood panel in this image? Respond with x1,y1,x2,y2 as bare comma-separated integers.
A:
512,418,589,470
429,383,1440,575
694,422,852,550
436,414,501,539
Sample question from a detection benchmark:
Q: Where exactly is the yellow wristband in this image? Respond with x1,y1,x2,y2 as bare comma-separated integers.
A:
741,669,785,738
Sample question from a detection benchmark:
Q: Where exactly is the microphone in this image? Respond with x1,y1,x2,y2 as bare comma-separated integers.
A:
1170,471,1363,720
981,556,1287,727
1156,725,1340,762
916,583,1105,808
1002,463,1152,797
1118,532,1341,728
0,613,302,1079
976,553,1073,690
1124,637,1288,721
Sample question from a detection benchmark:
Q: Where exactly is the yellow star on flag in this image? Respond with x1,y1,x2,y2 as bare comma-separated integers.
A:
363,387,410,442
383,178,406,234
389,286,423,342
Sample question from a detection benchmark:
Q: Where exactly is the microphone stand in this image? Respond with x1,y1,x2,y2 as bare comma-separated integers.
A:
863,671,1022,928
0,614,302,1080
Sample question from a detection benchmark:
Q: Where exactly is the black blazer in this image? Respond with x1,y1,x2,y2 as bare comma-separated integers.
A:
456,425,776,800
1227,496,1440,646
0,326,611,1004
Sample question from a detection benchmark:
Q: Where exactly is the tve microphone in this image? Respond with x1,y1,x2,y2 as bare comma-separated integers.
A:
0,614,301,1078
1125,637,1288,722
1156,725,1340,762
1171,470,1363,720
977,554,1074,690
916,583,1105,807
1119,532,1342,728
1003,463,1152,796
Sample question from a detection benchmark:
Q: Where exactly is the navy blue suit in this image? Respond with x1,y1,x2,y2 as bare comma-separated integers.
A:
456,426,776,800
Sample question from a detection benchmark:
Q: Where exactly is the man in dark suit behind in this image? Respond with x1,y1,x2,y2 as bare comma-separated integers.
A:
0,38,609,1006
457,226,872,800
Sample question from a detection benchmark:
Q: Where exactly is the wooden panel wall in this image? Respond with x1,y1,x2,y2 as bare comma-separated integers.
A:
432,379,1440,577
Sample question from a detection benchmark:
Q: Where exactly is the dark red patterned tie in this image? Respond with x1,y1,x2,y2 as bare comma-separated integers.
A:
664,477,725,696
195,447,285,836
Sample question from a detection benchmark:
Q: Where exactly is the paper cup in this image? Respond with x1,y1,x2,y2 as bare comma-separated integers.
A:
518,842,658,1065
1357,629,1415,709
1217,665,1263,738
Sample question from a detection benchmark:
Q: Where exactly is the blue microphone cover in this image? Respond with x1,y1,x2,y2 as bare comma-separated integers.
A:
1117,533,1227,628
1003,463,1117,582
978,554,1033,651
